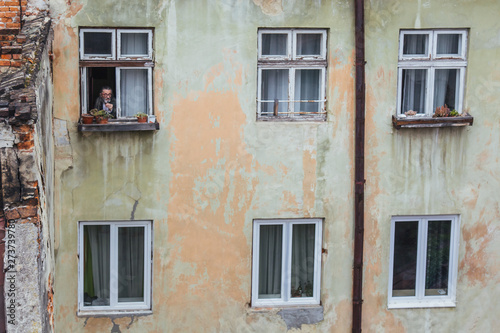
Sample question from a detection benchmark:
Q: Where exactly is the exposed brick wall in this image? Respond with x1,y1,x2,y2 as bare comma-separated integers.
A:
0,1,28,68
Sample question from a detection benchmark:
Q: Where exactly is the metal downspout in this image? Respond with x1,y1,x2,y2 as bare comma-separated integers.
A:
353,0,366,332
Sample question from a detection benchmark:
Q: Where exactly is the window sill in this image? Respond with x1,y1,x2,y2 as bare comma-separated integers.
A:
257,116,327,122
392,115,473,129
77,310,152,317
388,299,456,309
248,305,323,330
78,119,160,132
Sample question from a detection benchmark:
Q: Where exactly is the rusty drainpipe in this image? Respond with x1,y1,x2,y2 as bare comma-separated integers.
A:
352,0,366,332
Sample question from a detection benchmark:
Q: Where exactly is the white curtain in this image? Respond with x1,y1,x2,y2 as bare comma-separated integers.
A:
433,69,458,110
258,225,283,297
118,227,145,302
87,225,110,305
402,69,427,113
121,33,148,56
433,35,460,110
262,34,287,56
295,69,320,113
291,224,316,297
296,34,321,56
403,34,427,55
120,69,149,117
261,69,288,115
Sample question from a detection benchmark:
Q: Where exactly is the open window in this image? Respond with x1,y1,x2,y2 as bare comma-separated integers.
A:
79,28,154,119
78,220,152,314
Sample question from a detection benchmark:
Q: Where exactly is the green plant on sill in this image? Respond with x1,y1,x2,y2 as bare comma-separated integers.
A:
433,104,462,118
93,110,112,118
135,112,148,118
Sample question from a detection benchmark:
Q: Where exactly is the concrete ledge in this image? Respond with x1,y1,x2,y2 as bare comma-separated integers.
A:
277,305,324,330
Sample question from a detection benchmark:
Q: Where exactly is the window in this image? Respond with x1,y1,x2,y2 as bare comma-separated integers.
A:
257,29,327,120
388,215,460,309
78,221,152,313
397,30,467,116
251,219,323,307
79,28,153,118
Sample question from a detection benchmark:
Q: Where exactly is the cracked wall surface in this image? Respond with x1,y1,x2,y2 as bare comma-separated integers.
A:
49,0,500,332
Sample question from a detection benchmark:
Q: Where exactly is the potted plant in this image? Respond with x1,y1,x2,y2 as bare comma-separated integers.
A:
94,110,112,124
81,113,94,124
135,112,148,123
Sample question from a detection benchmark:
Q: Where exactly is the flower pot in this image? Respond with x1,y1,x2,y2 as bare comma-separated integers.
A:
137,116,148,123
96,116,109,124
81,114,94,124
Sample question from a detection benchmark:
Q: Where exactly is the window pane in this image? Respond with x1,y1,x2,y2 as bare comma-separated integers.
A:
291,224,316,298
258,225,283,299
294,69,320,114
121,33,149,57
403,34,428,56
433,69,459,111
83,225,110,306
296,34,322,56
425,221,451,296
118,227,145,302
261,69,289,115
392,222,418,297
436,34,461,56
262,34,288,56
84,32,112,56
120,69,149,117
401,69,427,114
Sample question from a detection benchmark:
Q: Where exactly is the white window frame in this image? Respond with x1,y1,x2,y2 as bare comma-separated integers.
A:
78,220,153,314
79,28,116,60
79,28,154,118
115,67,153,117
251,218,323,307
257,29,327,120
388,215,460,309
397,29,468,116
117,29,153,60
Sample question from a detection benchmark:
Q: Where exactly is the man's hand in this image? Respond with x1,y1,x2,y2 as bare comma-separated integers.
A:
105,103,113,110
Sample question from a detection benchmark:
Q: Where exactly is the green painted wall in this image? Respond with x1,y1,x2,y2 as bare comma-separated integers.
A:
50,0,500,332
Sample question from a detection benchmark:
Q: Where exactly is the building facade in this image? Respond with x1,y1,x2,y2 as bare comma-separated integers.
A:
1,0,499,332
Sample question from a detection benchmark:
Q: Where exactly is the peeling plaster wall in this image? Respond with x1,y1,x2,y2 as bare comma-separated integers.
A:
49,0,499,332
363,1,500,332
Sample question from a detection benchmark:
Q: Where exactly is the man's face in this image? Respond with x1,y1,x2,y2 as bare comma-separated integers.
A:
101,89,112,102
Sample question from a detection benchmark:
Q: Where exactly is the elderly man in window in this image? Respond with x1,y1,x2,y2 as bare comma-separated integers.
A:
94,86,116,118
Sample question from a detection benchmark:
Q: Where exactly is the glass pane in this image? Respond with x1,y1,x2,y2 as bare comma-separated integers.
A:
261,69,289,115
121,33,149,57
436,34,461,56
401,69,427,114
118,227,145,303
120,69,149,117
403,34,428,56
291,224,316,298
83,225,110,306
294,69,320,114
262,34,288,56
296,34,322,56
433,69,459,111
84,32,112,56
425,221,451,296
258,225,283,299
392,222,418,297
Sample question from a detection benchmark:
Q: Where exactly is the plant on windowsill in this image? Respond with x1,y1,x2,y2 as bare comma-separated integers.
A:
433,105,460,118
93,110,113,124
81,113,94,124
135,112,148,123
